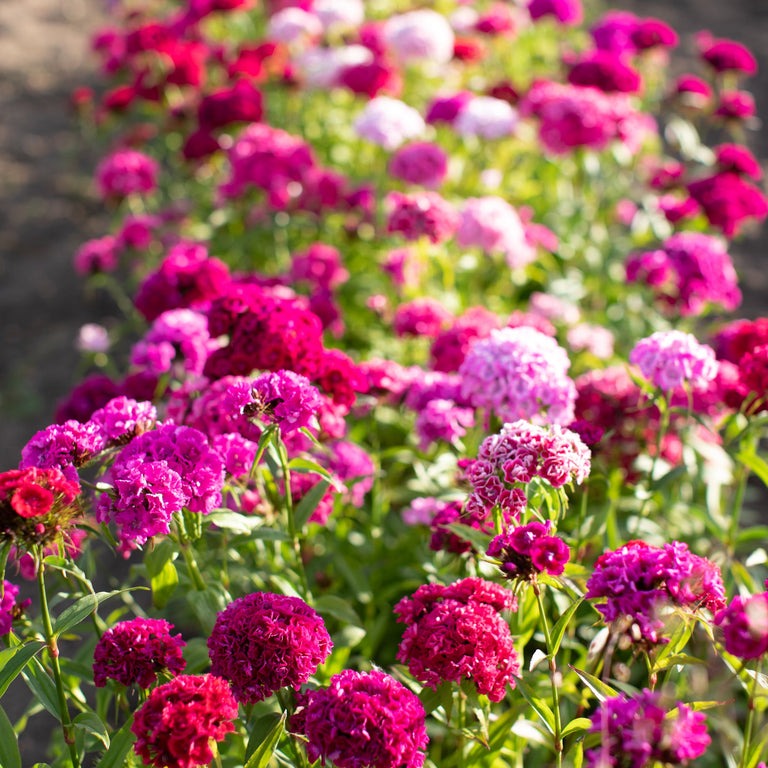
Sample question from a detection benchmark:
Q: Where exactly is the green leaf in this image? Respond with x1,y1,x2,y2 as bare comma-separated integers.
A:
570,667,619,703
53,589,132,636
244,710,286,768
550,598,584,656
515,677,556,736
561,717,592,740
0,704,21,768
144,539,177,578
206,510,265,535
314,594,363,627
151,559,179,610
22,657,60,720
444,523,493,552
74,711,110,750
95,717,135,768
737,449,768,488
294,479,331,529
0,641,45,698
653,653,706,673
288,457,337,482
652,619,693,673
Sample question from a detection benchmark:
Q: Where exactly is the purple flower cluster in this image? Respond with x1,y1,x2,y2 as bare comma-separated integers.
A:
93,617,186,688
131,674,238,768
585,540,726,644
459,327,576,424
291,669,428,768
626,232,741,317
207,591,332,703
394,577,519,701
630,330,718,391
487,521,570,579
415,398,475,451
587,689,710,768
714,591,768,659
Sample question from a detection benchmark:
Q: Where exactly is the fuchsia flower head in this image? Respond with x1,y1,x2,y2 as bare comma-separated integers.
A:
715,592,768,659
383,9,455,65
386,191,459,243
389,142,448,188
246,370,323,433
291,669,428,768
527,0,582,26
488,521,570,579
208,591,332,703
394,577,519,701
95,148,159,201
698,33,758,75
131,674,238,768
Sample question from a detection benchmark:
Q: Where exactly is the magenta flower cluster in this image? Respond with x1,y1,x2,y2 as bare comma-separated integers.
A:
487,521,570,579
207,591,332,703
459,327,576,424
131,674,238,768
714,591,768,659
587,689,710,768
394,577,519,701
95,147,159,200
630,330,718,391
93,617,186,688
291,668,429,768
585,540,726,644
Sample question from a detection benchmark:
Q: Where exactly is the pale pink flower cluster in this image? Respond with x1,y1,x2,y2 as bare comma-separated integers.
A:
629,330,718,391
383,10,455,65
456,197,535,269
354,97,426,150
267,7,322,46
459,327,576,424
454,97,519,140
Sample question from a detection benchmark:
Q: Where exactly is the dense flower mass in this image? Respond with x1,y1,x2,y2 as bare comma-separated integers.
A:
207,591,332,703
131,674,238,768
630,330,718,391
585,540,726,644
714,592,768,659
291,669,428,768
586,689,710,768
93,617,186,688
459,327,576,424
394,577,519,701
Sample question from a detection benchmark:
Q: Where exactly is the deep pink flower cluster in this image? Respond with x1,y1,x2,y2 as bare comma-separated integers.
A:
20,420,105,474
625,232,741,316
429,496,502,554
207,591,332,703
687,171,768,237
415,398,475,451
456,197,535,269
131,674,238,768
566,50,642,94
134,241,231,322
474,420,591,488
630,330,718,391
95,147,159,200
389,141,448,188
587,689,710,768
0,581,29,635
326,440,375,506
93,617,186,688
386,191,459,243
585,540,726,644
487,520,570,579
713,317,768,364
714,592,768,659
291,669,428,768
394,577,519,701
89,397,158,445
74,235,120,275
528,0,582,25
698,34,758,76
289,242,349,291
393,298,452,338
244,370,323,433
430,307,501,372
459,327,576,424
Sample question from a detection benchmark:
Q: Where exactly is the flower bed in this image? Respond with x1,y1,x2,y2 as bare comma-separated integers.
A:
2,0,768,766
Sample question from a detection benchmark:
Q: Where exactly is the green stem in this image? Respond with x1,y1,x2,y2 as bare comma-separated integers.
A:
37,554,81,768
740,659,763,768
173,517,207,592
533,581,563,767
727,465,750,558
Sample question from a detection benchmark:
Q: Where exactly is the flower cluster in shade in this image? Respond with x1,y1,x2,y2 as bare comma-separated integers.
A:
0,581,30,635
131,674,238,768
586,689,710,768
585,540,726,644
487,521,570,580
93,617,186,688
96,423,224,555
394,577,519,701
630,330,718,391
291,669,428,768
459,327,577,425
207,591,332,703
625,232,741,317
714,590,768,659
0,467,82,548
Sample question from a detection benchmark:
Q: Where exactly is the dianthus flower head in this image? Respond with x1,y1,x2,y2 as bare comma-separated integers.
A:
95,147,159,200
386,191,459,243
698,34,758,75
20,420,105,473
93,617,186,688
585,540,726,644
245,370,323,434
354,97,425,151
389,142,449,188
0,580,30,635
383,9,455,65
687,171,768,237
74,235,119,275
630,330,718,391
89,397,157,445
415,398,475,451
0,467,82,548
289,242,348,290
454,96,519,140
291,669,428,768
393,298,452,338
587,688,710,768
459,327,576,425
488,520,570,579
715,592,768,659
430,307,502,372
566,50,642,94
208,591,332,704
715,90,756,120
527,0,583,25
131,674,238,768
590,11,639,55
394,577,519,701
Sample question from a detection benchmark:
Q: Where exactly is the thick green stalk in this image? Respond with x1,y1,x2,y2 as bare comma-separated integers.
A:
37,555,81,768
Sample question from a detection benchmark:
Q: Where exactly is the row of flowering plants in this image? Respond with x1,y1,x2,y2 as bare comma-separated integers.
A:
2,0,768,766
